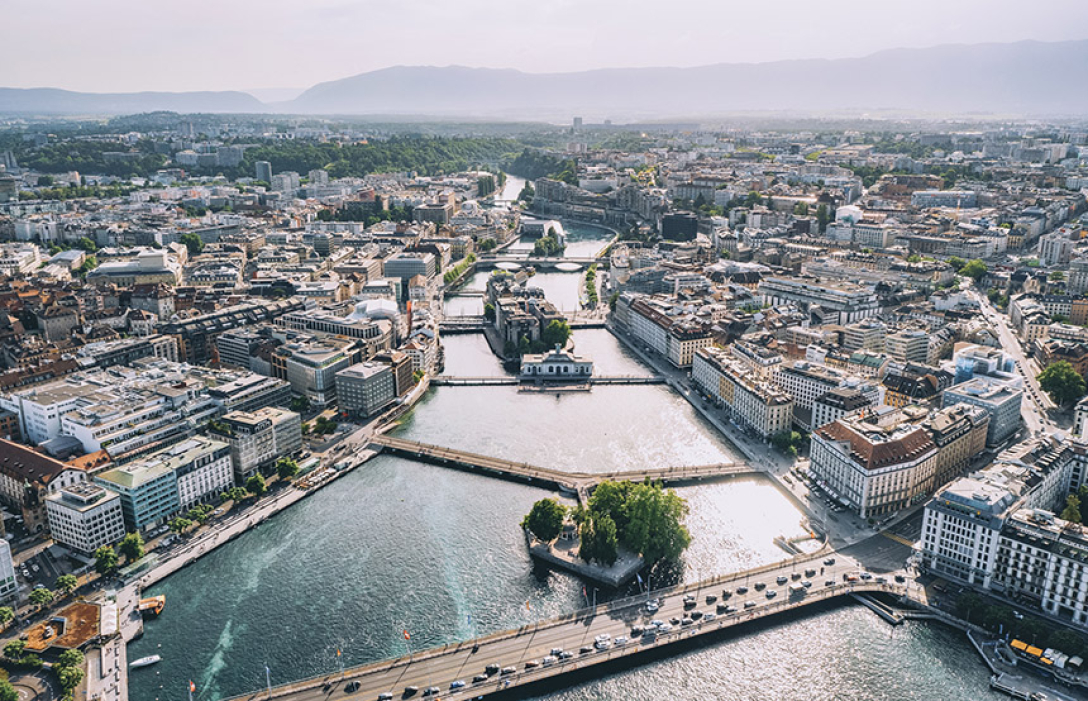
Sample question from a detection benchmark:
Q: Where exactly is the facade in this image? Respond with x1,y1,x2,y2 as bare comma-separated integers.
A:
95,460,180,533
212,410,275,482
919,476,1015,587
336,362,396,418
923,403,991,487
942,377,1023,447
811,409,938,519
693,347,794,439
45,483,127,556
811,387,872,431
520,347,594,381
1040,232,1074,267
0,438,87,534
0,541,15,602
757,276,880,324
885,329,930,364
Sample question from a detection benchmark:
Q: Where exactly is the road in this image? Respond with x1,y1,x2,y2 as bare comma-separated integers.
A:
969,287,1054,436
226,553,899,701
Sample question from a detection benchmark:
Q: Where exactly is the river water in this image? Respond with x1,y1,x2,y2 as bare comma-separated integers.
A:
128,303,1001,701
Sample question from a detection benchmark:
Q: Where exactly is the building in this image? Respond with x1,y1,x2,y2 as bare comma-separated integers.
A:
383,252,436,282
942,377,1023,447
661,213,698,241
1040,232,1075,267
758,277,880,324
0,541,15,602
885,329,930,364
0,438,87,534
159,298,305,366
810,408,938,519
842,320,886,353
45,483,127,556
95,458,179,533
372,350,414,397
923,403,991,487
520,347,594,381
255,161,273,183
693,347,794,439
812,387,873,431
911,190,977,208
336,362,396,418
918,475,1016,587
274,339,356,408
211,408,300,482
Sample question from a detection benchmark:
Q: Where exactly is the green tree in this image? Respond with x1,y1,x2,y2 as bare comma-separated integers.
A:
540,319,571,349
289,396,310,413
579,513,618,566
959,259,987,282
188,504,213,524
75,236,98,253
179,232,204,256
246,473,267,498
28,588,54,608
94,545,119,575
55,574,78,596
1039,361,1087,406
56,665,84,692
119,532,145,562
169,518,193,535
587,481,634,537
1051,270,1066,281
1062,494,1082,524
57,648,84,669
623,483,692,565
0,679,16,701
483,303,496,322
276,457,299,480
521,498,567,541
771,431,803,456
947,256,966,272
0,606,13,626
3,640,24,660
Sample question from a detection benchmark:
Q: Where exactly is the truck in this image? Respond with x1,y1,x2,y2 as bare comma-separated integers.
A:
788,582,807,597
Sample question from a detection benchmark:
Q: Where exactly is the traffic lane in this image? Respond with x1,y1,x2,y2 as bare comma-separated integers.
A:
350,563,867,700
272,558,866,700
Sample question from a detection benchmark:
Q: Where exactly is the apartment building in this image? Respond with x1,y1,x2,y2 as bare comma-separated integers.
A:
45,483,127,556
692,347,793,439
811,408,938,519
943,376,1023,447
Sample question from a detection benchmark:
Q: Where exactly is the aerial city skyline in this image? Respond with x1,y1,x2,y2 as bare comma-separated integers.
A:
0,3,1088,701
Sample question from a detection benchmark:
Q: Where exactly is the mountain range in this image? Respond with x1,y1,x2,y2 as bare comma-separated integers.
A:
4,39,1088,119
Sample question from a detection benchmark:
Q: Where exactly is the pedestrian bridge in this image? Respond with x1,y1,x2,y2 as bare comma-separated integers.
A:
224,551,908,701
367,435,757,495
430,375,666,386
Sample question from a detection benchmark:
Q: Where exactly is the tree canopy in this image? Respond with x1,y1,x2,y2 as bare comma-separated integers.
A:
119,532,145,561
958,259,987,281
94,545,119,575
521,498,567,542
1039,361,1087,406
575,480,691,566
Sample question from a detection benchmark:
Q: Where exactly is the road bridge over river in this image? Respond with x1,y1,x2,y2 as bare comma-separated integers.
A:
224,552,906,701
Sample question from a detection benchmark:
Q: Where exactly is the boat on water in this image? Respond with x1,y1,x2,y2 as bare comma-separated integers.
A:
130,655,161,668
138,595,166,616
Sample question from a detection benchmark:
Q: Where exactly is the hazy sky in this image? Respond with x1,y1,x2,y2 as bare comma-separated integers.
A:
4,0,1088,94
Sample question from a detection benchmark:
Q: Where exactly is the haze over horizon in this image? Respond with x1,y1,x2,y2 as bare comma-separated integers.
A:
3,0,1088,94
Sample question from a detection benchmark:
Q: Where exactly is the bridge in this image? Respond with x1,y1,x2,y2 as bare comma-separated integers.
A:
438,313,606,334
368,435,756,496
224,552,908,701
430,375,666,387
476,255,606,269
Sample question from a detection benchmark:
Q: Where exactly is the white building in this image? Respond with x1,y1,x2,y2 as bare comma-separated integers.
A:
520,347,593,381
45,483,127,556
0,540,15,602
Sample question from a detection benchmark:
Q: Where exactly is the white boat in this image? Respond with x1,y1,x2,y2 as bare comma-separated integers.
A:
130,655,162,668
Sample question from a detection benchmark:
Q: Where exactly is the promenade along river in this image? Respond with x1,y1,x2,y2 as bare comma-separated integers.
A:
128,328,1003,701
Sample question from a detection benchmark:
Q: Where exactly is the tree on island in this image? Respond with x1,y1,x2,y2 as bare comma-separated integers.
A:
1039,361,1087,406
567,480,692,567
521,498,567,542
540,319,571,349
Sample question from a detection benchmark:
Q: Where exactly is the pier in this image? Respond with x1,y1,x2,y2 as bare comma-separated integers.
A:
223,552,904,701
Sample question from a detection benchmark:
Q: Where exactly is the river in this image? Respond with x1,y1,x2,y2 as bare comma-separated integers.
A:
128,329,1001,701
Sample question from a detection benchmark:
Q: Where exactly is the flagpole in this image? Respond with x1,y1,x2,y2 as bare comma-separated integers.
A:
265,664,272,699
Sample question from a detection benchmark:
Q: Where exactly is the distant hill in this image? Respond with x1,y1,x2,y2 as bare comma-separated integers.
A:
3,39,1088,118
286,40,1088,118
0,87,264,115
